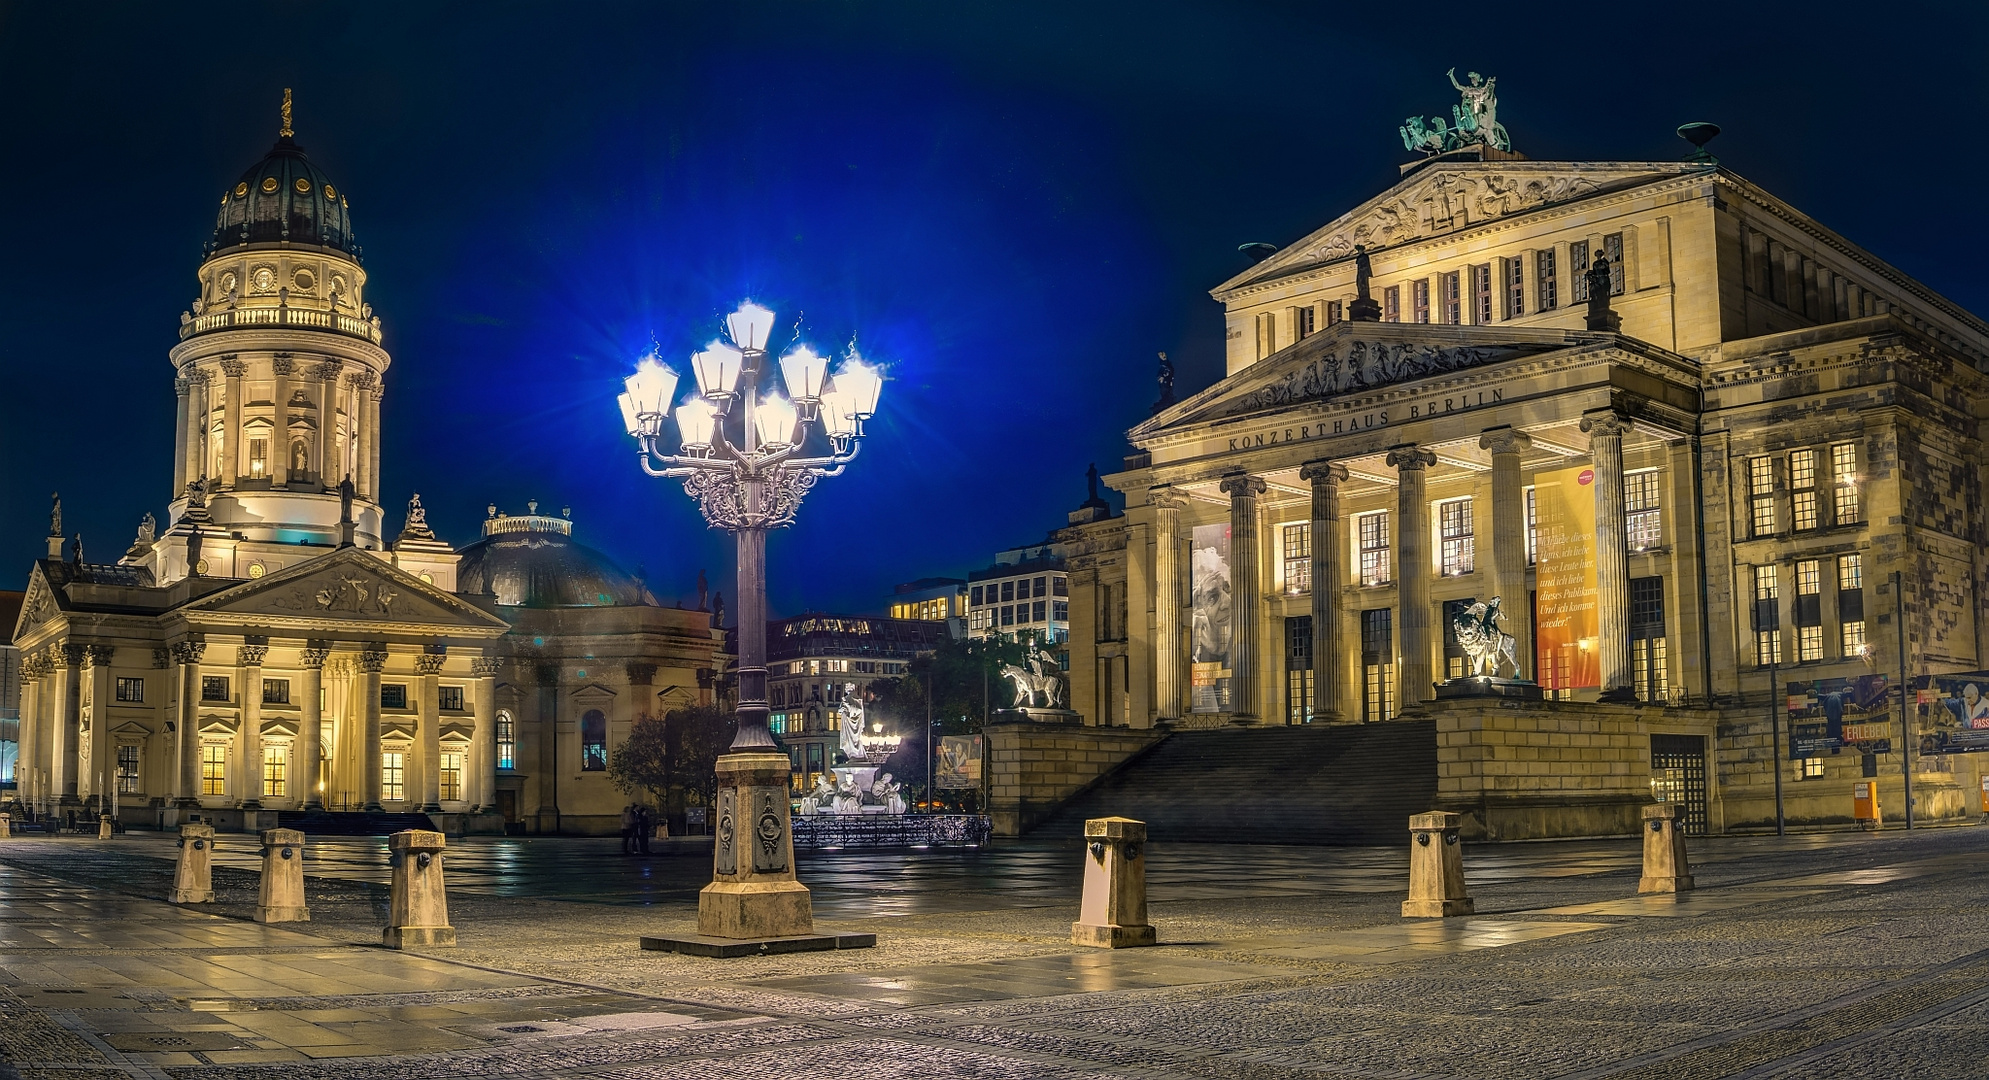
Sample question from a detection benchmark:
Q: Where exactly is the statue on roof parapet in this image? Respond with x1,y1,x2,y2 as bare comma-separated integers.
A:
1401,69,1512,155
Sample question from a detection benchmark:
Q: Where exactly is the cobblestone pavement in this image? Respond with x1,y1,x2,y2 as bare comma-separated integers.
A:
3,826,1988,1078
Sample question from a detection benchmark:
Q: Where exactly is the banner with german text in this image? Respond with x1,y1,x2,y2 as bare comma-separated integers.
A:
1533,465,1600,690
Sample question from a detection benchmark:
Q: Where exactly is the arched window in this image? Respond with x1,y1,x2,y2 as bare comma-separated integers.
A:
495,710,515,770
580,710,607,771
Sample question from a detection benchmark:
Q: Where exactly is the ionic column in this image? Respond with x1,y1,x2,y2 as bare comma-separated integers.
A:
47,645,83,802
17,659,40,811
367,382,384,501
472,657,502,812
1219,474,1267,719
271,354,293,487
1300,461,1349,721
173,639,206,806
358,646,387,811
314,361,341,488
172,376,192,495
1479,427,1534,679
416,651,445,811
220,356,247,488
1583,411,1636,701
236,644,267,808
299,644,329,809
185,370,211,486
82,647,115,808
1387,445,1438,708
1149,489,1187,721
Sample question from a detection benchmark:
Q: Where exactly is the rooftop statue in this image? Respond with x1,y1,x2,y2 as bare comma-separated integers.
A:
1401,69,1512,155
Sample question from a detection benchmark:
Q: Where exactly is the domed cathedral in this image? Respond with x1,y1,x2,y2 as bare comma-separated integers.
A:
6,93,722,837
1047,76,1989,843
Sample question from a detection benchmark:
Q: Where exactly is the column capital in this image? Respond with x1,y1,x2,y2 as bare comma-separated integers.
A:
1386,444,1437,471
219,357,248,379
83,644,116,668
1580,410,1632,439
174,377,193,397
171,639,207,665
270,353,296,376
1147,486,1190,512
55,644,85,669
300,644,332,669
237,644,268,668
1478,426,1533,456
471,656,504,678
312,359,345,381
415,652,448,676
357,646,389,674
1218,473,1266,499
625,661,657,686
1298,460,1349,485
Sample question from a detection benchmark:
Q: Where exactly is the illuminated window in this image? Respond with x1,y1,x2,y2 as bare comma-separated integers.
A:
262,678,289,705
1632,577,1667,703
439,752,463,802
1832,442,1860,524
1756,629,1782,666
202,676,230,702
115,677,144,703
1796,559,1821,595
1798,625,1824,663
263,745,286,798
117,745,140,794
1472,263,1493,324
438,686,464,711
1413,278,1431,323
1361,609,1394,722
1358,512,1390,586
249,437,268,479
1748,457,1776,536
1525,487,1537,565
1755,564,1779,602
1839,553,1863,590
1842,620,1867,657
1754,563,1781,666
1438,498,1474,575
1625,470,1661,550
1790,449,1819,530
581,710,607,771
1440,271,1461,324
1801,757,1825,779
1536,248,1557,310
1505,257,1524,317
381,752,404,802
1604,232,1625,294
1285,617,1313,725
201,744,226,796
496,710,515,770
1571,239,1591,302
1384,285,1400,322
1283,523,1311,594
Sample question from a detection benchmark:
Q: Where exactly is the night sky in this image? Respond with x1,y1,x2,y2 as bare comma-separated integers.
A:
1,3,1983,619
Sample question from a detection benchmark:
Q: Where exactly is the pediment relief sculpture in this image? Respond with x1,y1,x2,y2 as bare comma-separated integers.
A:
1190,339,1546,424
189,550,504,629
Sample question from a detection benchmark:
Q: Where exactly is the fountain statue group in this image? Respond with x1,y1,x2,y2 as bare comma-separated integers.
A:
798,771,906,817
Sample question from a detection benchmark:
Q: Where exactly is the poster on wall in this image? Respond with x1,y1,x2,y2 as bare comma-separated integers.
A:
936,735,983,788
1189,522,1233,712
1532,465,1600,690
1786,675,1892,757
1913,672,1989,754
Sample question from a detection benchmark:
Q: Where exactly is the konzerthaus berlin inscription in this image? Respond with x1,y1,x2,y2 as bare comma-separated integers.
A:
1049,79,1989,839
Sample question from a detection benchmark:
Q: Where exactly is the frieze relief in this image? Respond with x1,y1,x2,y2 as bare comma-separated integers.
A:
1221,340,1509,419
1284,172,1605,269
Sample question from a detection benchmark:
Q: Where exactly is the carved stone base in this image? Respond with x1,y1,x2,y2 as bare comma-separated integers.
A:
695,751,821,945
1435,677,1543,701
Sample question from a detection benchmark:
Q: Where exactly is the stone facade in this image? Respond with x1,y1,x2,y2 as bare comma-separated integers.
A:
1053,146,1989,838
985,721,1162,836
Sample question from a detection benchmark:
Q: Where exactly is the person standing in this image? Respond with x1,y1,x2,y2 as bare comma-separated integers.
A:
635,803,653,855
619,803,636,855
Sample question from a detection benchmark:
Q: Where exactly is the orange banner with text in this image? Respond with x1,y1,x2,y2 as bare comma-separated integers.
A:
1533,465,1600,690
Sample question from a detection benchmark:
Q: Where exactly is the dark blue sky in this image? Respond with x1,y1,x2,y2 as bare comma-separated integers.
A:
1,3,1983,617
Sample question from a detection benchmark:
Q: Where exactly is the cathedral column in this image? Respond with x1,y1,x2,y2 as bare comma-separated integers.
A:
1480,427,1534,679
314,361,341,488
416,651,445,812
271,355,293,487
220,356,247,488
1219,474,1267,720
236,643,266,809
367,382,385,501
17,661,40,811
358,646,387,811
1301,461,1349,721
185,370,211,486
1149,489,1186,721
1583,411,1636,702
49,645,82,803
299,644,329,809
1387,445,1438,709
535,661,561,833
82,647,115,810
172,376,192,495
173,640,205,806
472,657,502,812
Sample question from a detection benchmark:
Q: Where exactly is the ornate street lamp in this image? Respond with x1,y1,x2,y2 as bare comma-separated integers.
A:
618,300,881,948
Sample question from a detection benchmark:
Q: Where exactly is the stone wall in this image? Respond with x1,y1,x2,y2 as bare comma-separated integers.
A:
1432,698,1719,841
1715,708,1985,830
986,721,1163,837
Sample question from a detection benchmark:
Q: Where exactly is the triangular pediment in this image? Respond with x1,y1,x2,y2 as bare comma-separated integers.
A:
569,682,618,703
14,565,63,641
1215,161,1688,297
1133,323,1582,441
180,547,508,632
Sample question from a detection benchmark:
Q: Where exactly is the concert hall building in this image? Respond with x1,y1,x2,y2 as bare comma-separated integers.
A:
1052,130,1989,838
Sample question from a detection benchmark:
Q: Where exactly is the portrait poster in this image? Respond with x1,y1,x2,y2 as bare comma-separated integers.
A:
1532,466,1599,690
1915,672,1989,755
936,734,983,788
1786,675,1892,757
1190,522,1233,712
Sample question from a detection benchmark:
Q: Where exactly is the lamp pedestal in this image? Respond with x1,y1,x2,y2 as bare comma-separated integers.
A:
641,751,875,957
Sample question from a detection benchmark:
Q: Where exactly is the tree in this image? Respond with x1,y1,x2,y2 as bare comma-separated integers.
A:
607,703,737,830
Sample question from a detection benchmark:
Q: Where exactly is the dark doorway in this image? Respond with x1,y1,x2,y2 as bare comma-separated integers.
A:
1650,733,1709,836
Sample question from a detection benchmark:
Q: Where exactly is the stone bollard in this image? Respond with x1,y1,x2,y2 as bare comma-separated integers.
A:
0,813,11,839
1071,817,1156,948
255,828,311,923
1402,811,1474,918
1638,802,1695,894
171,824,217,904
97,817,113,839
383,830,456,948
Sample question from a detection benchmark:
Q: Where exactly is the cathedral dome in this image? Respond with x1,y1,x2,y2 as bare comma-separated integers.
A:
454,507,657,609
206,136,359,259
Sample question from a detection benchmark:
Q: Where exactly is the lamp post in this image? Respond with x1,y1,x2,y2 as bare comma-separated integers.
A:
618,301,882,945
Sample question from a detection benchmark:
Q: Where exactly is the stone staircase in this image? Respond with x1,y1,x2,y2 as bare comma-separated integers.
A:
1032,720,1437,845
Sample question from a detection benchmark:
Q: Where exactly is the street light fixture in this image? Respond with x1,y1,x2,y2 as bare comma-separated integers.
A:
620,299,882,948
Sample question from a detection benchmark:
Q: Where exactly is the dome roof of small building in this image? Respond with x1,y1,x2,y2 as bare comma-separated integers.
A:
454,506,657,609
206,136,359,260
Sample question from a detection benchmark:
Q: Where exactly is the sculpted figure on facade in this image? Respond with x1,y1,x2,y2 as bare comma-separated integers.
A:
1452,596,1517,678
1227,341,1505,416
